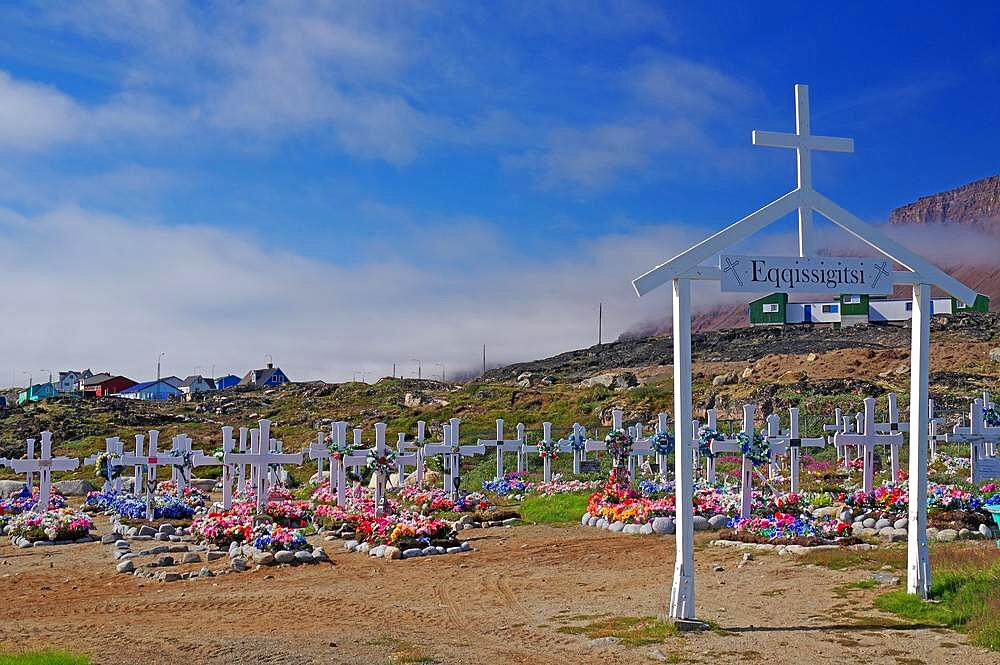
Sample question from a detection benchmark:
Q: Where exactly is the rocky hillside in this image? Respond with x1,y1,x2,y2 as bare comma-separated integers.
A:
889,174,1000,228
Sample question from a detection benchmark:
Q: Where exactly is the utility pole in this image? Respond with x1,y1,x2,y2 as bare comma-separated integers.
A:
392,362,396,378
482,344,486,375
157,352,165,381
598,302,603,346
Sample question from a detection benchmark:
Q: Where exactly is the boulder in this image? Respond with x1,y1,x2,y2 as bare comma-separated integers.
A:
294,550,313,563
116,560,135,574
622,524,642,535
812,506,840,519
309,471,333,484
252,551,275,566
581,373,616,389
990,348,1000,363
383,546,402,560
936,529,958,542
230,558,248,572
53,480,95,496
639,524,653,536
893,518,908,530
692,516,711,531
402,548,423,558
274,551,295,565
581,512,591,526
651,517,675,535
0,480,25,498
708,515,729,530
596,518,609,530
979,523,993,539
190,479,217,492
958,528,972,540
873,518,892,531
181,552,201,564
312,548,329,562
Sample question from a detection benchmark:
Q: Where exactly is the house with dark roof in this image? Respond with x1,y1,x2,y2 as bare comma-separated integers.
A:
179,375,216,395
17,382,57,405
239,363,290,387
118,379,182,401
80,373,113,397
55,369,92,394
93,375,137,397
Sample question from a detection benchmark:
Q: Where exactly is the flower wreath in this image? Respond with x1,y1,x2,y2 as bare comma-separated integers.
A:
326,439,356,462
604,429,634,462
169,449,194,470
985,406,1000,428
737,431,770,466
94,451,123,480
697,427,724,459
538,438,560,460
367,448,397,476
566,432,586,452
651,431,674,455
212,448,226,462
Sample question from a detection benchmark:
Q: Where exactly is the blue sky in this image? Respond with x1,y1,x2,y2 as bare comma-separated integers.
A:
0,2,998,383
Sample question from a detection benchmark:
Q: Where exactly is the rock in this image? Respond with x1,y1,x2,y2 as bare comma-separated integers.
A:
623,524,641,535
587,516,599,527
979,523,993,539
343,540,359,551
357,543,371,554
32,540,55,547
860,527,878,538
893,518,908,530
0,480,26,498
274,551,295,564
501,518,520,527
446,546,462,554
651,517,675,535
460,541,472,551
937,529,958,542
806,352,818,362
713,565,725,572
198,566,213,578
812,506,840,519
402,548,423,558
160,572,181,583
878,527,894,539
958,528,972,540
862,518,876,529
708,515,729,530
692,516,711,531
190,478,216,492
990,347,1000,363
889,528,907,542
16,539,31,549
740,367,754,380
712,372,738,387
370,545,387,558
52,480,95,496
609,521,625,533
294,550,313,563
874,518,892,531
435,546,447,555
252,551,275,566
181,552,201,564
153,533,169,541
742,552,754,562
230,558,248,572
312,548,329,562
114,539,130,549
870,572,900,586
158,524,176,536
383,546,402,560
157,556,175,567
116,560,135,574
101,533,120,545
141,545,169,556
421,546,438,556
639,524,653,536
596,518,609,530
137,525,157,538
839,509,854,523
206,551,225,561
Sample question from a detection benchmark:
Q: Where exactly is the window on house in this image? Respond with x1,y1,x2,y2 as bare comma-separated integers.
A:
822,304,838,314
843,295,861,304
762,303,779,313
905,302,913,311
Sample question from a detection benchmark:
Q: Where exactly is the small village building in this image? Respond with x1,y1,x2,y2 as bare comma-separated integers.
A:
160,376,183,389
55,369,92,394
239,363,290,387
748,292,989,327
215,374,241,390
80,373,113,397
178,375,216,395
93,375,137,397
118,379,182,401
17,383,57,405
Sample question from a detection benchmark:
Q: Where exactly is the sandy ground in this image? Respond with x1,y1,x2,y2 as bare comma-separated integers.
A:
1,521,997,665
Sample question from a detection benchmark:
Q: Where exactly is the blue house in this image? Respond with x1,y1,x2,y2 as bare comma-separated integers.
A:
118,379,182,401
239,363,290,387
17,382,57,405
215,375,241,390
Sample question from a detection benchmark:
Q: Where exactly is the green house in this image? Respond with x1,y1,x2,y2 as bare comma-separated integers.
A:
952,293,990,313
16,382,57,405
748,293,788,325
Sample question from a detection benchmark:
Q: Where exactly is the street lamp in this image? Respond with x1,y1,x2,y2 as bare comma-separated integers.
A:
434,363,445,381
157,352,166,381
21,370,31,388
409,359,421,380
265,353,273,367
39,369,52,384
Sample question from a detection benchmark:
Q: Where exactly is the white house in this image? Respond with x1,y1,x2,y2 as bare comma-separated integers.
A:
178,375,216,395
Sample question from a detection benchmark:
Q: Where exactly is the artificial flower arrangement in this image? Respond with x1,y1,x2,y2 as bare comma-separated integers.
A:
84,490,197,521
723,512,853,544
94,451,123,481
531,476,604,496
737,430,770,466
265,499,313,528
481,471,531,497
7,508,94,542
190,507,254,547
252,523,308,552
350,510,454,549
537,437,560,460
1,486,67,516
367,448,398,477
565,431,586,452
697,426,724,459
326,436,357,462
397,484,490,513
156,481,209,508
650,431,675,456
604,428,634,460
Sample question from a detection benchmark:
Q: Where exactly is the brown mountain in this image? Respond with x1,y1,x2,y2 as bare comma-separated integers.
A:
630,173,1000,337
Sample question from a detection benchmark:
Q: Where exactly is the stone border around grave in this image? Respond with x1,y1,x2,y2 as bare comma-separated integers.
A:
579,511,729,536
710,539,879,555
849,513,994,543
8,533,94,549
339,539,473,560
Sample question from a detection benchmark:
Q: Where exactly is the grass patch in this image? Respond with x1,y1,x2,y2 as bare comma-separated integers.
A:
798,546,906,571
874,547,1000,651
845,579,880,590
557,616,678,647
519,493,590,524
0,652,92,665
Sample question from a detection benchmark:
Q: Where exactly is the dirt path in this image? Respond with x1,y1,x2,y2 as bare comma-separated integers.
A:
0,524,994,665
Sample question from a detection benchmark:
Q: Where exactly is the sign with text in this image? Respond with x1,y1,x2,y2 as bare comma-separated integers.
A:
719,255,893,295
973,457,1000,484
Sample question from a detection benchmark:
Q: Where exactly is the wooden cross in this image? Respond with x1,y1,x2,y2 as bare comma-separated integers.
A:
324,422,370,507
223,419,302,512
397,421,427,485
557,423,587,475
522,422,557,482
627,422,653,479
370,423,416,516
168,434,218,493
873,393,908,479
119,431,185,520
218,426,236,509
7,432,79,513
477,418,525,480
765,408,825,493
693,408,723,483
424,418,484,499
945,398,1000,483
834,398,903,493
304,431,328,482
824,407,858,467
84,437,125,493
927,400,947,459
236,426,249,495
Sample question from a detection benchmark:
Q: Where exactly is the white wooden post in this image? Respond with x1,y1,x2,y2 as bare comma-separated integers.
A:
704,409,719,483
8,432,79,513
668,277,695,622
237,426,248,495
132,434,145,494
907,283,931,598
221,426,235,509
739,404,755,520
25,438,36,491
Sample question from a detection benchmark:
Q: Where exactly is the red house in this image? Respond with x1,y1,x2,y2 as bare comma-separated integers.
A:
94,376,137,397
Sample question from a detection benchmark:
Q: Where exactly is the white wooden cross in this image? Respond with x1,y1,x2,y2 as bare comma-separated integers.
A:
694,408,723,483
267,437,290,488
120,431,185,520
7,432,79,513
130,434,145,494
522,422,557,482
824,408,859,467
219,426,237,509
927,400,947,459
981,391,997,457
223,419,302,512
627,423,653,479
84,437,125,493
304,431,327,483
557,423,587,475
370,423,416,516
397,421,427,485
946,398,1000,483
168,434,219,494
834,398,903,493
765,408,825,493
236,426,249,496
325,421,370,507
477,418,525,480
424,418,484,499
872,393,907,479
